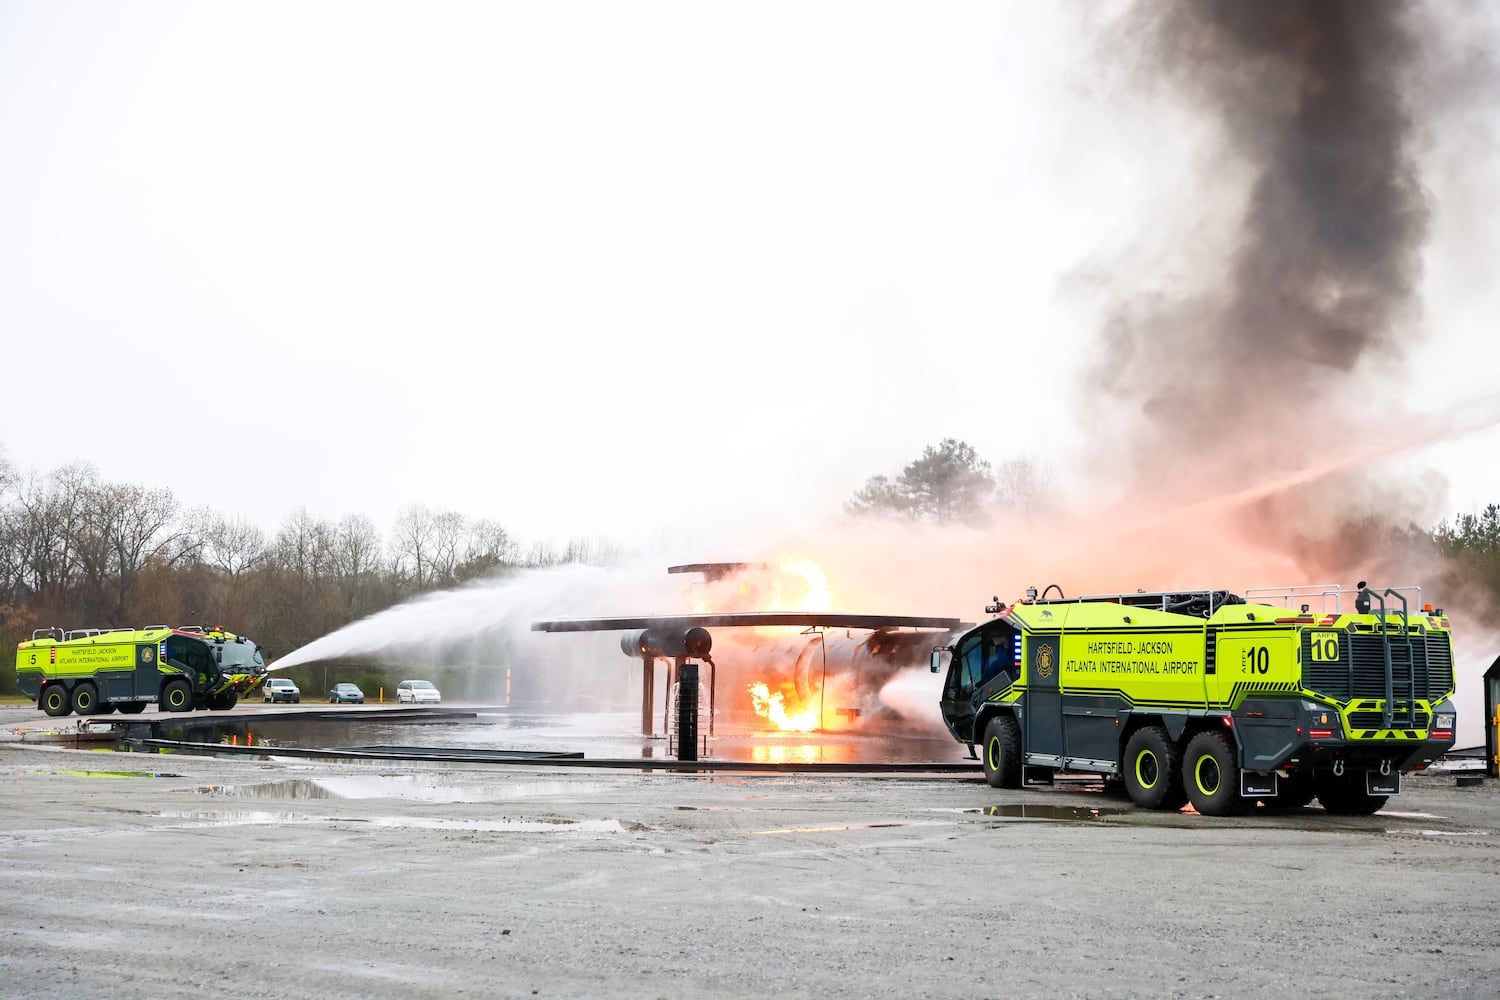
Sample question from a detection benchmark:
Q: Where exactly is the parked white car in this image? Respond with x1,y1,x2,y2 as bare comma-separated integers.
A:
395,679,441,704
263,677,300,703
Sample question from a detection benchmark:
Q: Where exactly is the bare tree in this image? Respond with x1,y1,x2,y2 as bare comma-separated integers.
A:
329,513,385,615
993,458,1055,518
457,518,516,580
268,508,334,579
390,504,437,590
74,481,186,622
430,511,466,587
206,514,268,579
12,464,93,615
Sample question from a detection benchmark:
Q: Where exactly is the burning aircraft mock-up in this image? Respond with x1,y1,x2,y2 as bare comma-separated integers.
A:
531,563,966,737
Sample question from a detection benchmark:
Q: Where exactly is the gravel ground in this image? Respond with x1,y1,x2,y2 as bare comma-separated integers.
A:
1,709,1498,999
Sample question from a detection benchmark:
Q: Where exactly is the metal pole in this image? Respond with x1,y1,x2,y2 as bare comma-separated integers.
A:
641,655,655,736
817,630,827,732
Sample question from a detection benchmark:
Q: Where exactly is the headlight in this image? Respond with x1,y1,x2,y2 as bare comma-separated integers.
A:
1435,713,1455,729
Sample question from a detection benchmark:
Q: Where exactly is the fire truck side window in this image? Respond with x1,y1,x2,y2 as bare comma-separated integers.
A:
945,635,984,700
165,636,214,675
980,626,1017,685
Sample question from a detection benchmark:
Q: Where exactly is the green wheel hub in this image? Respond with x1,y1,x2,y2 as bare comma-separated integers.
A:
1135,750,1159,790
1195,755,1222,796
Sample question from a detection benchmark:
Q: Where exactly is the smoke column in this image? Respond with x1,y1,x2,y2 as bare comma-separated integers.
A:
1090,1,1429,483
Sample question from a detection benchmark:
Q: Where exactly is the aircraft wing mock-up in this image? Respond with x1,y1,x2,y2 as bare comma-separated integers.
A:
531,612,965,632
531,611,967,737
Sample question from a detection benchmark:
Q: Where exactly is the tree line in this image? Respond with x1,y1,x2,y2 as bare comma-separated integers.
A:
0,453,621,695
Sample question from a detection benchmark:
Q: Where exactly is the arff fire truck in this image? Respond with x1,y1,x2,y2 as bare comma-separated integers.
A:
932,583,1456,815
16,625,267,716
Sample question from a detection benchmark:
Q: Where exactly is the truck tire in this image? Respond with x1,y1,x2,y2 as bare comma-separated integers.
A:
206,691,239,711
161,678,193,713
981,715,1022,789
1315,772,1388,816
41,684,72,717
1123,726,1186,810
70,681,99,716
1183,730,1245,817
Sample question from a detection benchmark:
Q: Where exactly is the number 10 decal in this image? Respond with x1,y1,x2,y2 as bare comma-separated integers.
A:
1309,632,1340,662
1243,646,1270,675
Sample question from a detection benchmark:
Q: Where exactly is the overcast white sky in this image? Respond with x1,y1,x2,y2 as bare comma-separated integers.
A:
3,1,1498,552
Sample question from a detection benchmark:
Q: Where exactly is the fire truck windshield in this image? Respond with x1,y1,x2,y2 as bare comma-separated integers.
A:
217,640,265,670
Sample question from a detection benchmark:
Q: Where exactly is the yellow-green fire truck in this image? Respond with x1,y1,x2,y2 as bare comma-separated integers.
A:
933,583,1457,816
16,625,267,717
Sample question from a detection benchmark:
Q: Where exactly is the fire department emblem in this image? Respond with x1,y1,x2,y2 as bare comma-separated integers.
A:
1035,643,1054,679
141,646,155,664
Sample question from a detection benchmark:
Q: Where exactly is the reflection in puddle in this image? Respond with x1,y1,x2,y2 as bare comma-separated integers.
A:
969,804,1128,822
360,816,626,833
49,770,184,779
196,776,604,803
158,810,314,827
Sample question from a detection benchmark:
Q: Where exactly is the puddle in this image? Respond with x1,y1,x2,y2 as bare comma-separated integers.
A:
49,770,184,779
158,810,626,833
195,776,604,803
157,810,315,827
1390,829,1492,837
941,804,1130,822
359,816,626,833
750,820,952,835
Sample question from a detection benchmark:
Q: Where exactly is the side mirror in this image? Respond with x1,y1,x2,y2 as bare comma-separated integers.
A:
930,646,949,674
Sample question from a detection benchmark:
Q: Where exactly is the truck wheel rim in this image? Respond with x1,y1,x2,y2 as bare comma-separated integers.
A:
987,738,1000,771
1195,756,1221,795
1135,751,1158,789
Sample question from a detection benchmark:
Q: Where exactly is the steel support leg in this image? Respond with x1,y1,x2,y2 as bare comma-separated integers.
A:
642,656,655,736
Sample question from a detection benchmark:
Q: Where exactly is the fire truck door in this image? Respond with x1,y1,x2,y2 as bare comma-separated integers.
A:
134,642,162,699
1024,635,1064,759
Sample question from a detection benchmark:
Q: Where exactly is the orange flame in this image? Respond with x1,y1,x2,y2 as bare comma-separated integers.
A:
768,557,831,612
748,681,819,732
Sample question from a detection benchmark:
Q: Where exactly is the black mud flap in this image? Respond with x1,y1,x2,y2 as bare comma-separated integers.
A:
1240,771,1277,798
1022,765,1054,787
1367,771,1401,796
